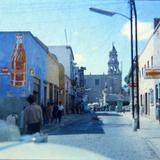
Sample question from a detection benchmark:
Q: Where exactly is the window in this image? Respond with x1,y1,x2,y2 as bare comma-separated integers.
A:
95,79,99,86
49,83,53,102
158,83,160,98
142,67,144,76
151,56,153,67
150,89,154,105
155,84,158,103
140,94,143,106
147,61,149,68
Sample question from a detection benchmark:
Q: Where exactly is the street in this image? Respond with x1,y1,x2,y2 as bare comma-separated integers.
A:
45,112,160,160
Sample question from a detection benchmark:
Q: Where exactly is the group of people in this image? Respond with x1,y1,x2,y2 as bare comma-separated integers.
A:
7,95,64,135
42,101,64,125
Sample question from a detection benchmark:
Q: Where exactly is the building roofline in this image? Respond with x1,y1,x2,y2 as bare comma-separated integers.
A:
139,21,160,58
48,45,74,60
32,35,49,53
0,31,49,53
126,20,160,81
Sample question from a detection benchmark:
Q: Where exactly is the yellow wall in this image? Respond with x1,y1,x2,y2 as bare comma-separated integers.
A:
58,63,65,106
46,53,60,102
59,63,65,90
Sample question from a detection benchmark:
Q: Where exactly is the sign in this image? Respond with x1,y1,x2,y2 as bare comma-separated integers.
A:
128,82,136,88
144,68,160,79
1,67,8,73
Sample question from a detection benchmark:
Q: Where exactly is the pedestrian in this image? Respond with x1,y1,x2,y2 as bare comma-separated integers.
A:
51,102,58,123
57,101,64,123
46,102,53,124
6,113,18,126
40,103,47,125
24,95,43,134
19,106,26,135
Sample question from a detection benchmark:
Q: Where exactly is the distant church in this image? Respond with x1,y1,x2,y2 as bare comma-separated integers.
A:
84,44,122,106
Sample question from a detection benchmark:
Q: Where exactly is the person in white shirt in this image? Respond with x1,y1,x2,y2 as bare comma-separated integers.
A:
57,101,64,123
6,113,18,126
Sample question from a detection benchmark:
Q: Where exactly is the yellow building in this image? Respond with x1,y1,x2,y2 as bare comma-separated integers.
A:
45,53,60,105
58,63,65,108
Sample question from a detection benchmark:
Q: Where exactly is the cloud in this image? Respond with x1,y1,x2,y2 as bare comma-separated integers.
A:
75,53,85,64
121,20,153,41
91,46,98,52
73,31,80,37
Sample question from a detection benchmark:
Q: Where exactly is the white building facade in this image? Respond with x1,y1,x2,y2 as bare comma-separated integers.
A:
139,20,160,121
48,46,74,80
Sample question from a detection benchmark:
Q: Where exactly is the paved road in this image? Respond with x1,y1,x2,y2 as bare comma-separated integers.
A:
47,112,160,160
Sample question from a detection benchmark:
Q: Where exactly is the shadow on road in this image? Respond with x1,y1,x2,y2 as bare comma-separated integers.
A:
95,112,122,117
103,123,131,128
48,115,105,135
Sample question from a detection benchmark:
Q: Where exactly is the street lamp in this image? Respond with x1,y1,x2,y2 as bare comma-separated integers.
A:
89,0,140,129
89,7,130,20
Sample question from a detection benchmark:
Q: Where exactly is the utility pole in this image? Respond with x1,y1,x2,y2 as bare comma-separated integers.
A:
132,0,140,129
130,0,140,129
130,0,135,119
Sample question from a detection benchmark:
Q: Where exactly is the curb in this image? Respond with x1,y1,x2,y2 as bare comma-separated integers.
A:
145,138,160,160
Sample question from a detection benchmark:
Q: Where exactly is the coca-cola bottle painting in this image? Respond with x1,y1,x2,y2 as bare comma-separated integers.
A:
11,33,26,86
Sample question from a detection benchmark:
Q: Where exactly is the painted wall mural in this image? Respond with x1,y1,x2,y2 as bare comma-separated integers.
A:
11,33,26,86
0,32,47,99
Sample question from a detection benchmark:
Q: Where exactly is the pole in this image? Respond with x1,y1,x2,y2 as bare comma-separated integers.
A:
130,0,135,119
133,0,140,129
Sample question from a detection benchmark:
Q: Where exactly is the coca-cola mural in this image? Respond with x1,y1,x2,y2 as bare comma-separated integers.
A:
0,31,48,116
0,32,47,100
11,33,26,86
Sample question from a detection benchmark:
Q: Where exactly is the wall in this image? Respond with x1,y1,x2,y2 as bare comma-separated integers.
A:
139,24,160,120
48,46,74,80
46,53,59,104
0,32,47,117
58,63,65,106
84,74,122,103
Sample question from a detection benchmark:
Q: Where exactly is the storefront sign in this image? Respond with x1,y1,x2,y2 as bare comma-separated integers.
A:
144,69,160,79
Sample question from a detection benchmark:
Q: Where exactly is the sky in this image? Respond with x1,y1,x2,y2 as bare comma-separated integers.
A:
0,0,160,84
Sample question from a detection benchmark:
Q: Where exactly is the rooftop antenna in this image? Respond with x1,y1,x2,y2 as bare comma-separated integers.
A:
64,28,68,45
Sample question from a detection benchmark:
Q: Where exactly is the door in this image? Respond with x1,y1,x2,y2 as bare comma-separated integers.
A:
33,77,40,104
145,92,147,115
44,86,47,106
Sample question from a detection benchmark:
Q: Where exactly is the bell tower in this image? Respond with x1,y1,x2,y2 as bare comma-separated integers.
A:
108,43,120,75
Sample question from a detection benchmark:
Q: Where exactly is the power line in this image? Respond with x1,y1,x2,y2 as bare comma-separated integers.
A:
136,0,160,1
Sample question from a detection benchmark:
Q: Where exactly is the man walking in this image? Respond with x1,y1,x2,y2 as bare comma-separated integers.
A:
24,95,43,134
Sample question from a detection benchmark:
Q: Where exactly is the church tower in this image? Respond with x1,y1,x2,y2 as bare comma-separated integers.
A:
108,44,121,75
107,44,122,94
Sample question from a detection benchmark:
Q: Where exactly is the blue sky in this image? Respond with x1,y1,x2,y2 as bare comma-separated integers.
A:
0,0,160,84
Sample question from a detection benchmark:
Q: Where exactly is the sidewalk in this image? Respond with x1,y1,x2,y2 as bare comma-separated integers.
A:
42,113,91,133
123,112,160,159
